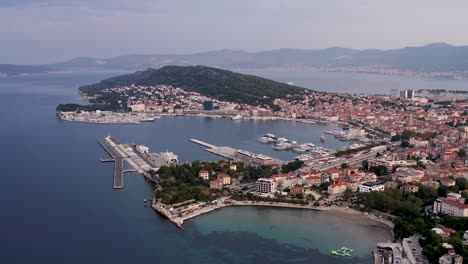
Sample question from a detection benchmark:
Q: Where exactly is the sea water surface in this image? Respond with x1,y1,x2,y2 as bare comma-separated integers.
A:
240,69,468,94
0,71,419,264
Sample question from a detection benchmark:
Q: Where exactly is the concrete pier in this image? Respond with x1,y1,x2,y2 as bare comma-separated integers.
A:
113,158,124,189
99,136,160,189
190,138,284,166
98,138,126,189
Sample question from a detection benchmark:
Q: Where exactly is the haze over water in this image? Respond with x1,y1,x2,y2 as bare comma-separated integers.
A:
4,70,463,263
241,69,468,94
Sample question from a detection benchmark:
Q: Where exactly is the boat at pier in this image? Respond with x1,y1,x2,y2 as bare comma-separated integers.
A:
231,114,242,120
272,143,290,151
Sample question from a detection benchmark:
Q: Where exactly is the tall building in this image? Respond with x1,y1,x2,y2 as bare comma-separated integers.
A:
407,89,415,99
256,178,276,193
203,101,214,111
390,88,400,98
400,90,408,98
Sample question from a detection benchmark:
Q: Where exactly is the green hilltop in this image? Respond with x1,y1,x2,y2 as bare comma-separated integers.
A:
79,65,307,107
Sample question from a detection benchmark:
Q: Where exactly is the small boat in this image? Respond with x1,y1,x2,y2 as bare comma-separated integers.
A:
320,136,326,141
265,133,276,138
292,144,309,153
258,136,275,143
231,114,242,120
273,143,289,151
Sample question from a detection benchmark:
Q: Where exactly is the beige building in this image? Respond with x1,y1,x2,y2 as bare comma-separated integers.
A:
129,104,145,112
217,173,231,185
328,183,347,196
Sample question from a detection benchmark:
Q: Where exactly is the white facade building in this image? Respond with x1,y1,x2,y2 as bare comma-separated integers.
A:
433,198,468,217
359,182,385,193
256,178,277,193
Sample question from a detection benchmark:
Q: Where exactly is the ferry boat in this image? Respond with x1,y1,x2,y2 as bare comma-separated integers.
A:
140,117,155,122
296,154,313,162
292,144,310,153
258,136,276,143
324,130,340,135
272,143,290,151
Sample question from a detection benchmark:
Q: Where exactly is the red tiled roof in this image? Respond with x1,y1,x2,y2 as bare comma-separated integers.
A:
443,199,468,209
217,173,230,179
442,228,456,234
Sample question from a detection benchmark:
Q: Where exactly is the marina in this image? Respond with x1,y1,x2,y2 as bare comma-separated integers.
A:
58,110,161,124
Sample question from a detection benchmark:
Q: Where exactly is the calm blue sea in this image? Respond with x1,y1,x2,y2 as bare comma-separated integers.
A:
3,70,458,263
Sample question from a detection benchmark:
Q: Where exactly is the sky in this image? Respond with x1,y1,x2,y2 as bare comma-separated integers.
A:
2,0,468,64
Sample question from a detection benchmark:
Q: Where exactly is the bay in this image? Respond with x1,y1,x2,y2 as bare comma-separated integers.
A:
0,71,400,264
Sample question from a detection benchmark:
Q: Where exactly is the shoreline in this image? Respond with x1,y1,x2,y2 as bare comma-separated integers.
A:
152,199,394,235
58,112,342,126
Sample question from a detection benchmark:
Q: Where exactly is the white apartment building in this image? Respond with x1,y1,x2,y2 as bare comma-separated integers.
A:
433,198,468,217
256,178,277,193
359,182,385,193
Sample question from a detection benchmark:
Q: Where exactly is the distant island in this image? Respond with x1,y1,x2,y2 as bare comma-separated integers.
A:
6,43,468,80
0,64,56,78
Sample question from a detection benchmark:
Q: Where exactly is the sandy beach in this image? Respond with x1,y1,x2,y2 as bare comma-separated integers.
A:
153,199,394,235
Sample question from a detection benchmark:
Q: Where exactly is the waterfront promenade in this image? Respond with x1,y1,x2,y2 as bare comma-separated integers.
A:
152,198,394,231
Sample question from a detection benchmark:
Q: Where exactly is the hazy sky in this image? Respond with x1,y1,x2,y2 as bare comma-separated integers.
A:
2,0,468,64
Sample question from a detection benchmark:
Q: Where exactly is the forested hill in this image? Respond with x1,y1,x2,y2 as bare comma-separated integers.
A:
79,65,307,106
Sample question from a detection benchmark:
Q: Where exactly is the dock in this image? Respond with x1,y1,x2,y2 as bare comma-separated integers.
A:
113,158,124,189
190,138,284,167
98,137,127,189
98,136,167,189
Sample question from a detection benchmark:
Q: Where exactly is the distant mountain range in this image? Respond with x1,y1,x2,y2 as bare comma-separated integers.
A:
5,43,468,77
